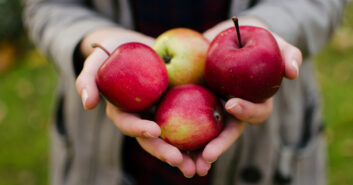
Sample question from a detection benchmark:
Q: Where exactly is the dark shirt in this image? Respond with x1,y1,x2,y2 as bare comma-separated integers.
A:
122,0,230,184
131,0,230,37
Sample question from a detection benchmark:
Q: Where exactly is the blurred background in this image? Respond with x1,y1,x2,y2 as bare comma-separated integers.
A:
0,1,352,185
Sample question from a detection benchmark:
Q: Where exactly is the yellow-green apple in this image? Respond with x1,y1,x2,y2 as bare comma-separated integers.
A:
95,42,168,112
155,84,224,151
152,28,209,87
205,17,285,103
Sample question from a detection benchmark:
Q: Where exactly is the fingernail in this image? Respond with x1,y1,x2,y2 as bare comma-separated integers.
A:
199,171,208,177
206,160,215,164
143,132,157,138
292,60,299,75
226,102,242,114
81,89,88,109
185,174,194,179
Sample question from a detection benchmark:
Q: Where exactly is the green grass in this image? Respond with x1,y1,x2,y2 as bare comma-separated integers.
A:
314,3,353,184
0,3,352,185
0,51,57,185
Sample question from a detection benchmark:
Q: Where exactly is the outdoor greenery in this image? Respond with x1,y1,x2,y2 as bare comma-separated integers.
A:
314,3,353,184
0,2,352,185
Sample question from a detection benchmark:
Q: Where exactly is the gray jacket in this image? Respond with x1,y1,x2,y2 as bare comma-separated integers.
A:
24,0,349,185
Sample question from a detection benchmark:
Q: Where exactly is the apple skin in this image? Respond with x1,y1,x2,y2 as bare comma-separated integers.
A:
205,26,285,103
96,42,169,112
152,28,210,87
155,84,224,151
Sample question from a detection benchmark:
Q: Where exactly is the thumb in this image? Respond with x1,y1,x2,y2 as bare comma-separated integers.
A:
273,35,302,80
75,48,109,109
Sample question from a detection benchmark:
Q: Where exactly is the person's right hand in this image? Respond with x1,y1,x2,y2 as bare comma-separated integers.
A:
75,27,185,172
75,27,161,136
75,28,162,138
75,27,203,177
75,27,155,110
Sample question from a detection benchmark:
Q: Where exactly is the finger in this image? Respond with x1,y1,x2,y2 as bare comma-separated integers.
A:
275,35,303,80
136,137,183,167
178,154,196,178
225,98,273,125
203,19,233,42
196,154,211,176
202,118,245,163
106,102,161,138
75,48,108,109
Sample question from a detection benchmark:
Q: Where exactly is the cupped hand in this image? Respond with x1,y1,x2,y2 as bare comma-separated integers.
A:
75,27,155,110
135,116,245,178
74,27,188,176
205,17,302,123
203,16,302,123
224,30,302,123
192,16,303,176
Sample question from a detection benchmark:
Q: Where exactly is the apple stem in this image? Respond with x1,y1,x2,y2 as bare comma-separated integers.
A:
232,16,243,48
91,43,111,56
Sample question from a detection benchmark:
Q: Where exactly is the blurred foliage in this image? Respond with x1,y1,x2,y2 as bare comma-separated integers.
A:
0,47,56,185
0,3,54,184
314,2,353,185
0,42,16,74
0,0,23,41
0,0,32,74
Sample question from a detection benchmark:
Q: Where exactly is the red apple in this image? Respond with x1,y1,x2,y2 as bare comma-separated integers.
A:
205,17,285,103
152,28,210,87
155,84,224,151
95,42,168,112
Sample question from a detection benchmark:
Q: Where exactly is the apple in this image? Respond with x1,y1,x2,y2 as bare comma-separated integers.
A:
155,84,224,151
205,17,285,103
95,42,169,112
152,28,210,87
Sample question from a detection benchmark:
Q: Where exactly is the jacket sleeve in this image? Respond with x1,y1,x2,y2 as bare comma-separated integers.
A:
23,0,118,75
241,0,350,56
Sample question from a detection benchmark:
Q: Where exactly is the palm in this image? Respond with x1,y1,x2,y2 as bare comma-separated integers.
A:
136,116,245,177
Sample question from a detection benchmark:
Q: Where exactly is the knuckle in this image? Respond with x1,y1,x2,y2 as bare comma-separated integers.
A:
139,128,149,137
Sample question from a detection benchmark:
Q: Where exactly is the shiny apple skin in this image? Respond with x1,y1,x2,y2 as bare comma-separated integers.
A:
155,84,224,151
96,42,169,112
205,26,285,103
153,28,210,87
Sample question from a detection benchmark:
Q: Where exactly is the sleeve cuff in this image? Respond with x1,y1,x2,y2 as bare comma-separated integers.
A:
240,2,301,48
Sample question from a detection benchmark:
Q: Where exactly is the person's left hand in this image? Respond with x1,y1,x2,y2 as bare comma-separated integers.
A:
191,16,302,177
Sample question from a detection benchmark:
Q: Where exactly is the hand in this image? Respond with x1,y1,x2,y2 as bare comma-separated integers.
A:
74,27,185,175
203,16,302,122
136,117,245,178
205,17,301,122
75,27,154,110
189,16,303,177
75,28,161,137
